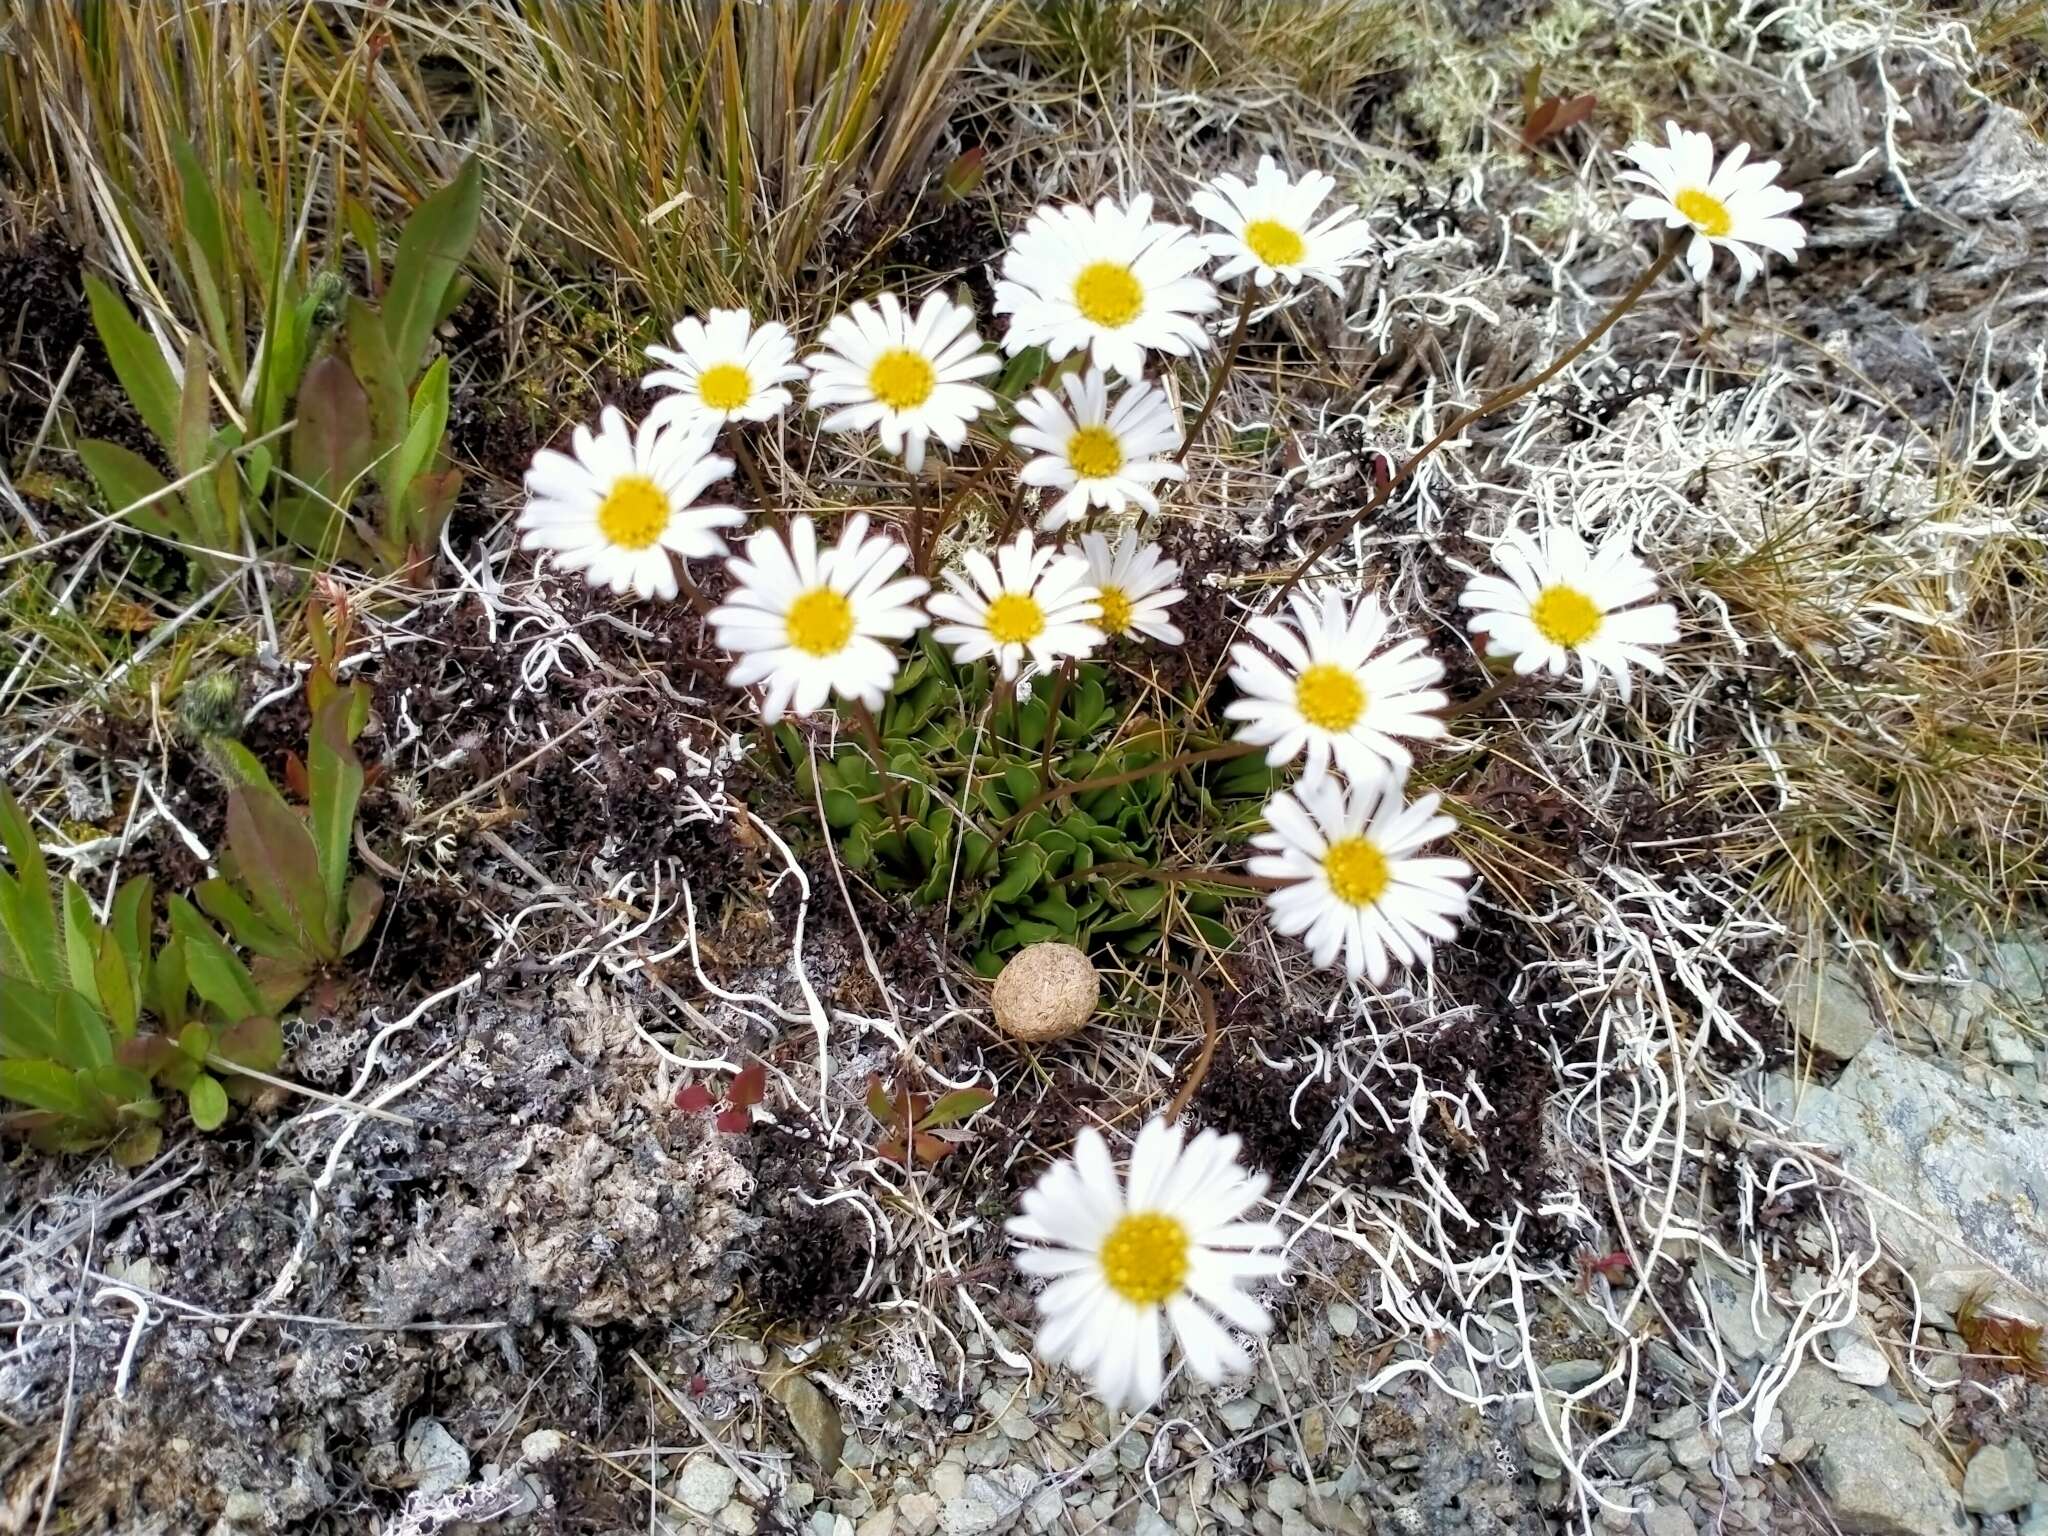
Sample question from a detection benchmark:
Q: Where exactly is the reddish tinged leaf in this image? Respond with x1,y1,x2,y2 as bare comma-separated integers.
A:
1522,93,1597,150
730,1061,766,1109
283,751,310,803
877,1133,908,1165
912,1132,955,1164
674,1082,715,1113
866,1073,895,1125
714,1105,753,1135
940,147,986,201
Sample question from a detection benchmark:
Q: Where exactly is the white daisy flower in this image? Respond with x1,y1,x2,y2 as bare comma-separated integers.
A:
993,193,1219,382
642,308,806,432
709,514,931,723
1456,523,1680,703
804,290,998,474
1248,775,1473,985
1620,122,1805,284
1078,531,1185,646
1013,368,1186,532
1191,156,1374,293
1008,1116,1286,1413
928,531,1100,681
519,407,742,602
1224,590,1447,787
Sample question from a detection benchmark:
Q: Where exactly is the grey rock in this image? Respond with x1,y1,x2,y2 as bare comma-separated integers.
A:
1135,1509,1176,1536
941,1468,1039,1536
1766,1039,2048,1291
1826,1315,1891,1387
1631,1451,1674,1485
1649,1407,1701,1441
677,1455,740,1517
1778,960,1878,1060
1989,1016,2036,1068
767,1362,846,1475
1642,1507,1694,1536
1776,1366,1966,1536
402,1419,470,1497
1543,1358,1605,1391
1671,1432,1715,1471
1217,1395,1261,1431
1327,1302,1358,1338
1695,1253,1788,1360
897,1492,943,1536
1988,935,2048,1004
1962,1441,2038,1515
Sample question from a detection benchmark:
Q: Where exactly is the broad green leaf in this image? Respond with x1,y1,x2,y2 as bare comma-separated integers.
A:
151,933,190,1030
291,354,375,510
194,876,299,960
215,1015,283,1071
62,879,100,1001
225,784,331,958
309,693,366,930
49,989,110,1068
110,1123,163,1167
74,439,177,537
0,786,61,988
0,1059,88,1116
393,355,450,514
174,141,234,379
167,897,265,1021
0,976,73,1059
384,157,482,372
93,927,138,1038
340,874,383,955
187,1073,229,1131
822,788,861,828
111,875,153,1006
916,1089,993,1130
84,273,180,454
988,845,1046,904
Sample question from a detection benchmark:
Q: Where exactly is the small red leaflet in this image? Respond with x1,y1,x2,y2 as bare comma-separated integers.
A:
675,1060,767,1134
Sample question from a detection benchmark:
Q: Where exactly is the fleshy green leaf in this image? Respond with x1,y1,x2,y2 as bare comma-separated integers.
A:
308,697,365,932
0,1059,89,1117
187,1073,229,1131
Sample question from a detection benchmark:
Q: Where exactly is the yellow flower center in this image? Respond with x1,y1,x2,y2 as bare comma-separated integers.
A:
594,474,671,551
1066,424,1124,479
1294,663,1366,732
1094,586,1134,636
1243,217,1307,268
869,348,936,410
1099,1211,1190,1306
784,586,856,657
696,362,753,412
1529,584,1604,648
983,592,1046,645
1322,836,1391,908
1073,262,1144,329
1674,188,1733,238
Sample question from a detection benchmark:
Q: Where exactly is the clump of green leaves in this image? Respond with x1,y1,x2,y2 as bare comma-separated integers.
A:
75,153,482,576
0,789,280,1163
777,638,1274,975
196,686,383,1009
866,1072,994,1167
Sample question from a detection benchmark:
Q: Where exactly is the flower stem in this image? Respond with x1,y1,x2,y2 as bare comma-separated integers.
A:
1272,234,1681,601
1176,284,1258,464
1037,659,1073,782
673,564,718,619
732,431,782,533
849,698,905,831
1442,669,1522,720
1002,740,1257,833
